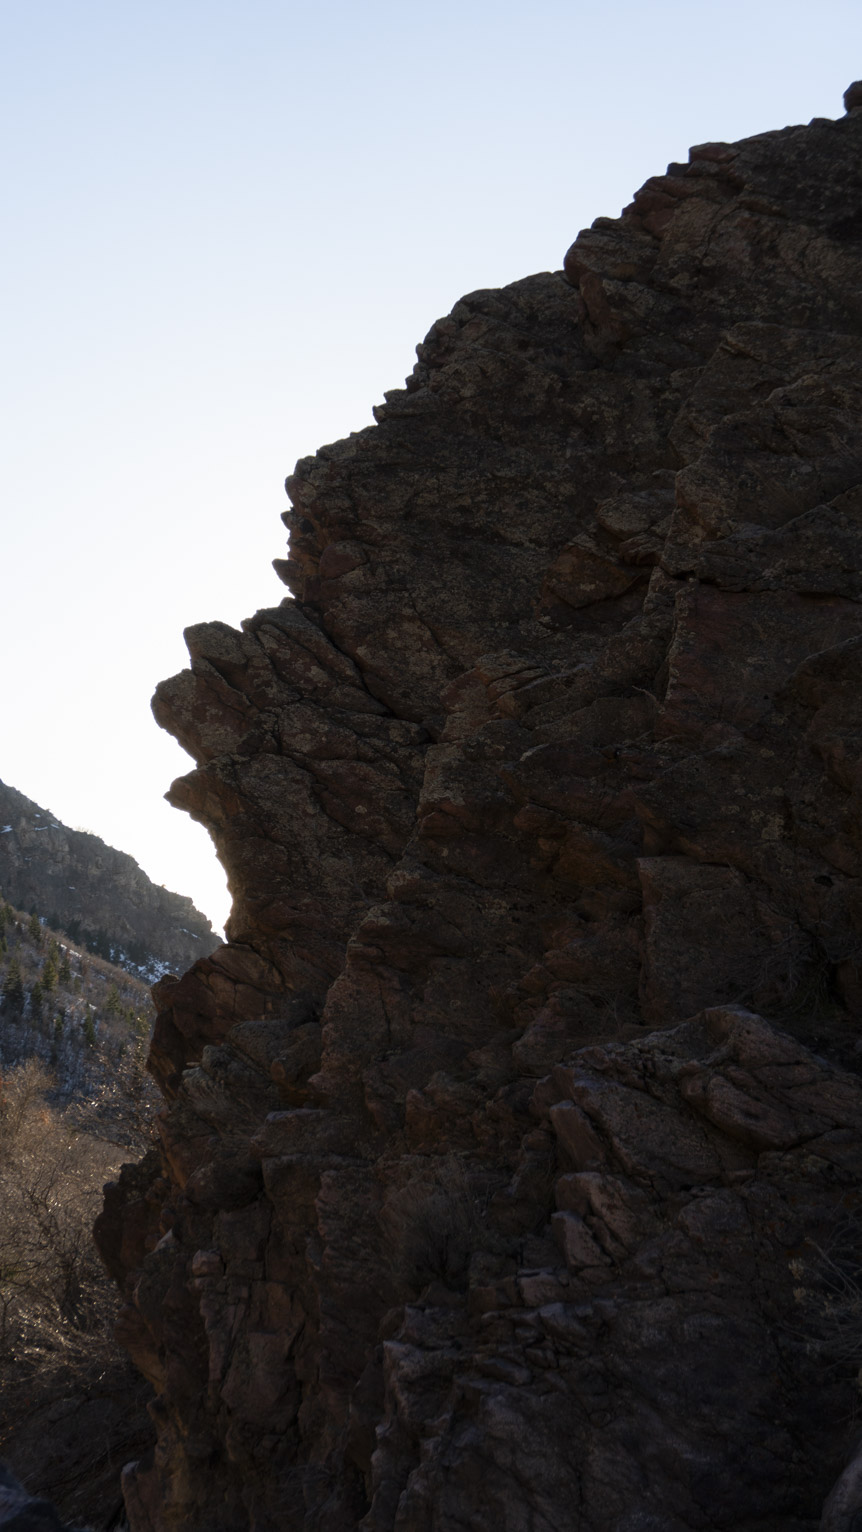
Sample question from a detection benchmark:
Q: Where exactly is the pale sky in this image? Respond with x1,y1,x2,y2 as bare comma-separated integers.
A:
2,0,860,935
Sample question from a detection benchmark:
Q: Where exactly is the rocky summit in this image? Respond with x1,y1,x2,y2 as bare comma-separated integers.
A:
99,86,862,1530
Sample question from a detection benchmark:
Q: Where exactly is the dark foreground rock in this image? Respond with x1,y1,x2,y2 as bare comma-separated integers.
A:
100,87,862,1529
0,1461,95,1530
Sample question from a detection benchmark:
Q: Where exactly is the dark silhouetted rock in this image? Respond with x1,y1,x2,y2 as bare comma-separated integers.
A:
101,87,862,1530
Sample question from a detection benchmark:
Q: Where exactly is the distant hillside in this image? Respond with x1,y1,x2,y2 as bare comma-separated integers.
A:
0,894,158,1126
0,778,219,979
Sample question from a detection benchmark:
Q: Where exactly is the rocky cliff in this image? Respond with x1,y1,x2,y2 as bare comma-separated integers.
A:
99,85,862,1530
0,779,218,979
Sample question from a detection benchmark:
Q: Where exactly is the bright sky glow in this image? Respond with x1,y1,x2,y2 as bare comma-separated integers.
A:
2,0,860,935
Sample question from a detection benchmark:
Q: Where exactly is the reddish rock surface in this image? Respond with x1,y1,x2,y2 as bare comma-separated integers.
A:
99,89,862,1530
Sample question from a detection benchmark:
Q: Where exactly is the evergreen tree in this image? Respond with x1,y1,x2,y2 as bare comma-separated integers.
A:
83,1012,96,1047
105,983,122,1017
89,928,112,962
41,954,57,994
27,912,43,946
30,979,44,1018
58,950,71,985
3,956,25,1013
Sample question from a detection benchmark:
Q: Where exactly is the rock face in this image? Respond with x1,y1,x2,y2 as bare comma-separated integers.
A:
0,779,218,977
101,89,862,1529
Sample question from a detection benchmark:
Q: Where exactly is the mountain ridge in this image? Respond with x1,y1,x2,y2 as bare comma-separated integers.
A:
0,778,218,980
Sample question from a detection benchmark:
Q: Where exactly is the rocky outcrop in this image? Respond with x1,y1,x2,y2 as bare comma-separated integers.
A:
0,780,217,978
100,86,862,1529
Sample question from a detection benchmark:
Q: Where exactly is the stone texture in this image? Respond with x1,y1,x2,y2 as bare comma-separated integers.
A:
100,87,862,1530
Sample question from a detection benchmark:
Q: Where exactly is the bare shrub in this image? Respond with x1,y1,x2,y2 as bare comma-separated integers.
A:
788,1209,862,1377
0,1059,119,1353
382,1155,495,1291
